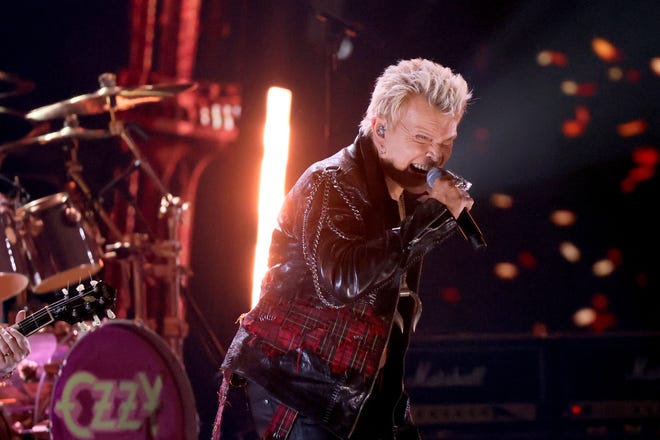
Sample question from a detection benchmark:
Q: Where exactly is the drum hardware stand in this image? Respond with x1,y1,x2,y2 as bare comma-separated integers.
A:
62,114,124,242
0,174,30,207
98,72,190,359
104,233,149,321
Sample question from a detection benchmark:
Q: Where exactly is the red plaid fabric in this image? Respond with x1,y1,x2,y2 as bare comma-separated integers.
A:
243,293,388,376
264,403,298,439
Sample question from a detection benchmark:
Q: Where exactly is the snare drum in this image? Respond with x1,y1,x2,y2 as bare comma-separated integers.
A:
0,194,30,300
49,320,199,440
16,192,103,293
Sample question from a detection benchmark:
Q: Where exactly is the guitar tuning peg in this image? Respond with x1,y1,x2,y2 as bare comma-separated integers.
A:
92,315,101,326
61,288,69,296
77,321,91,332
106,309,116,320
76,284,85,293
90,280,98,287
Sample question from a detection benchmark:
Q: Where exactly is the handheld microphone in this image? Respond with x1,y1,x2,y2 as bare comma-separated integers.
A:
426,168,487,251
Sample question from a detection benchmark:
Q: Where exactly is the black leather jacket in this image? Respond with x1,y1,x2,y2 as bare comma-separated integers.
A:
221,135,457,438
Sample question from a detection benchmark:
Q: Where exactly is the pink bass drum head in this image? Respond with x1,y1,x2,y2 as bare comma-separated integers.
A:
50,320,198,439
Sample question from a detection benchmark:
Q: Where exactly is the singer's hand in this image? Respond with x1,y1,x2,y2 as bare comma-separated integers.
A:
424,174,473,219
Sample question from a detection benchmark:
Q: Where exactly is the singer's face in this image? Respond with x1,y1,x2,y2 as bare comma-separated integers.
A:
376,94,460,193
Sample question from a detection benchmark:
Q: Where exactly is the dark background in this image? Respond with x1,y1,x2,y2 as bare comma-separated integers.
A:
1,1,659,438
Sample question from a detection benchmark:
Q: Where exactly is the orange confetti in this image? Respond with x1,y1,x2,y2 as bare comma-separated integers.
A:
606,248,623,266
561,106,591,138
651,58,660,76
632,146,659,167
592,259,615,277
494,262,518,280
592,37,621,62
531,322,548,337
591,293,609,310
591,311,617,333
518,251,537,270
490,193,514,209
562,120,585,137
441,287,461,303
629,166,656,181
536,50,568,67
559,241,581,263
574,106,591,124
561,81,578,95
617,119,648,137
626,68,642,83
575,83,598,96
620,176,637,193
608,66,624,81
550,210,577,227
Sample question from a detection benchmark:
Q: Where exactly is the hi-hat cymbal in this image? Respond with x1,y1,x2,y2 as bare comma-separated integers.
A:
0,124,114,155
26,82,197,121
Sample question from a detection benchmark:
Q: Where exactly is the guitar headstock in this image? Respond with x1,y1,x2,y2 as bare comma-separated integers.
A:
16,280,117,337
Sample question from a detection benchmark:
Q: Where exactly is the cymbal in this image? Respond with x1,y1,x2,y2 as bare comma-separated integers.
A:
0,123,114,155
26,82,197,121
0,71,35,99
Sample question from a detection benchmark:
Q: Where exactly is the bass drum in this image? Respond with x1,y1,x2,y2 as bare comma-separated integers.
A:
49,320,199,440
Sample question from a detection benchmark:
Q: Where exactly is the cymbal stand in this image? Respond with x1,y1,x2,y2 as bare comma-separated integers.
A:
63,114,124,242
99,73,189,359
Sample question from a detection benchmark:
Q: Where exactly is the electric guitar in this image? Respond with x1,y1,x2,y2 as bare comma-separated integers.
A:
9,280,117,337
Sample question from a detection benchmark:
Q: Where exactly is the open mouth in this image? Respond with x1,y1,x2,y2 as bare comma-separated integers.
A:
410,163,431,175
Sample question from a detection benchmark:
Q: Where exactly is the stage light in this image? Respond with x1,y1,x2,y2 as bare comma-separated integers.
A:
252,87,292,308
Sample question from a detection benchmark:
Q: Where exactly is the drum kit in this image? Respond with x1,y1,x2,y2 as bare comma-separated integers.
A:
0,72,199,438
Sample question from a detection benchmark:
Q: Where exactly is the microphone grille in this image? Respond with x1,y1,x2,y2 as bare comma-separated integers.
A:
426,168,444,187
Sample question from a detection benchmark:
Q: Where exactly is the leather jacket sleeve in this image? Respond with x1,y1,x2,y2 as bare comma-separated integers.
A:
300,167,457,308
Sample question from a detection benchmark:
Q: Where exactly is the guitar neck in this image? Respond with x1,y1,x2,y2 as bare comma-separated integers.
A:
7,281,115,338
12,306,56,337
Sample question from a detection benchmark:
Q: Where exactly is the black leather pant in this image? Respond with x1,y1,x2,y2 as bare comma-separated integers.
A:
215,374,339,439
246,380,339,439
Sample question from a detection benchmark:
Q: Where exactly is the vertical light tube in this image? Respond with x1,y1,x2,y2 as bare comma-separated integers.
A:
252,87,292,308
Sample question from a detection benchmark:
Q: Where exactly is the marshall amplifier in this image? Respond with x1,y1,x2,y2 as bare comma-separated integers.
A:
404,332,660,439
549,333,660,426
404,334,547,430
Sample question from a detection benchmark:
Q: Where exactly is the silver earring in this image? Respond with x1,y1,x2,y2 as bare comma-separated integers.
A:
379,145,386,155
377,126,385,137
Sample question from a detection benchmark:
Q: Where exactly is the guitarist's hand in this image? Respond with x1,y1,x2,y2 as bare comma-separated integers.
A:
0,310,32,376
